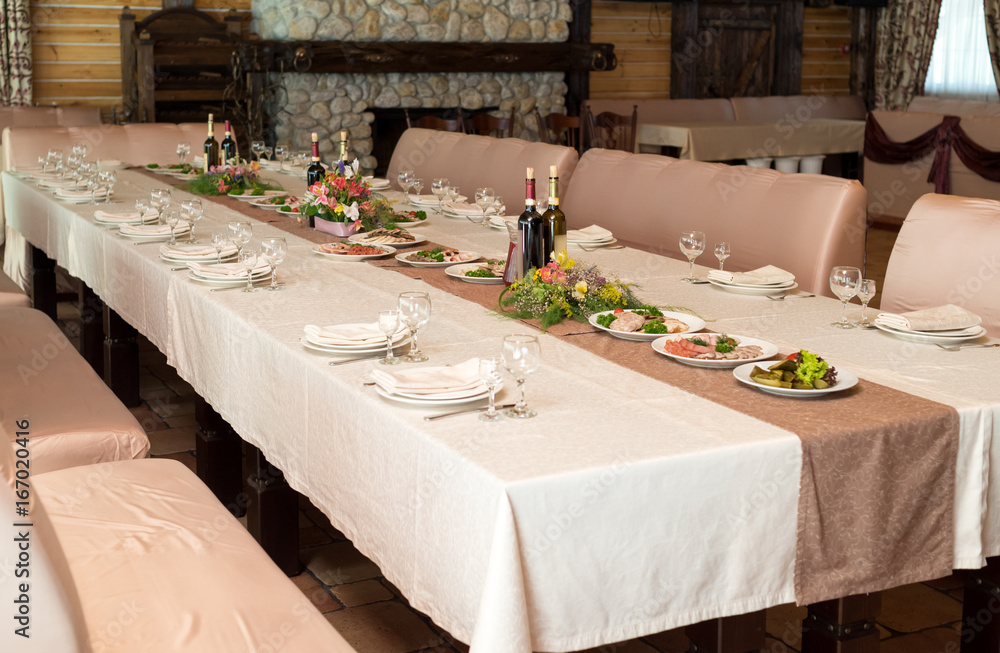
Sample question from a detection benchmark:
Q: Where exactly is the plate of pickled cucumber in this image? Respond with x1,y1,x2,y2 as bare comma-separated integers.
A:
733,350,858,397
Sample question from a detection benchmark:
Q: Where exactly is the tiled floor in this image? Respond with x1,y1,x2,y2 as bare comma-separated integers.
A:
61,224,969,653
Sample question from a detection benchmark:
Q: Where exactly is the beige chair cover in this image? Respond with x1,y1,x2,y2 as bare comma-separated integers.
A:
0,270,29,307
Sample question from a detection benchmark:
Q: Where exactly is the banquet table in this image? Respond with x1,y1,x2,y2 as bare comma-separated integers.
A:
4,168,1000,653
636,119,866,161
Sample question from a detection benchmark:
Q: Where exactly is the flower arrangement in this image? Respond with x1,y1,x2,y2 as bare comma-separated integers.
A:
301,159,406,232
187,159,277,196
499,252,684,330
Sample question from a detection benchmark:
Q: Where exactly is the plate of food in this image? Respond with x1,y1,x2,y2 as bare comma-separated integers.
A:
348,228,425,248
733,351,858,397
146,163,195,176
228,189,286,201
391,210,429,226
313,242,396,261
445,260,505,284
652,333,778,368
395,248,480,267
589,308,706,341
249,195,298,210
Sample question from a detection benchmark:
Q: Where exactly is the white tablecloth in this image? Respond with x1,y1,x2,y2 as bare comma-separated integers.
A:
4,170,997,652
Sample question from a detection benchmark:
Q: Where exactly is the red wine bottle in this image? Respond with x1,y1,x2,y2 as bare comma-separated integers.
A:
306,132,325,228
541,165,567,263
220,120,238,165
517,167,544,275
203,113,219,173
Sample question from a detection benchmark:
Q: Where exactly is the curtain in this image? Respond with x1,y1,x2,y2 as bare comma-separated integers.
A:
924,0,998,101
0,0,31,106
987,0,1000,94
874,0,943,111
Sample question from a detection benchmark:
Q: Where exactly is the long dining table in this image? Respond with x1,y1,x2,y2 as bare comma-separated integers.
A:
5,166,1000,653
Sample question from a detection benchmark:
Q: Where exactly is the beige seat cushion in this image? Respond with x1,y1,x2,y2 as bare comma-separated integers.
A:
0,307,149,473
386,128,579,209
561,149,867,297
34,458,357,652
0,269,28,307
882,193,1000,337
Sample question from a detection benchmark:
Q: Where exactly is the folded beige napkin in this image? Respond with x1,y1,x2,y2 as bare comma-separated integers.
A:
708,265,795,286
95,209,158,223
98,159,124,168
371,358,483,396
187,261,268,278
303,323,407,347
55,188,106,198
442,201,481,215
877,304,982,332
567,225,614,242
160,243,237,258
28,171,60,179
38,179,81,189
119,221,189,236
365,177,391,188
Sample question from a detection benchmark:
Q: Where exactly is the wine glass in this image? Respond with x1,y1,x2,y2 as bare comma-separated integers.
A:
239,248,259,293
228,221,253,255
679,230,706,283
479,356,504,422
176,142,190,165
491,195,505,217
181,199,203,242
431,178,449,212
377,310,401,366
714,242,731,270
260,237,287,291
398,291,432,363
150,188,171,225
410,177,423,196
135,198,151,223
502,334,541,419
211,233,230,264
163,206,181,245
274,144,289,170
251,140,266,162
98,170,117,204
397,169,414,195
856,278,877,328
473,187,495,226
829,266,861,329
71,143,86,160
447,186,460,205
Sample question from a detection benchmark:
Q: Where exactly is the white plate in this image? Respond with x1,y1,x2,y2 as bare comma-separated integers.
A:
95,214,159,226
228,190,287,201
365,177,391,190
374,385,490,406
161,253,236,264
300,330,409,353
569,238,618,249
392,213,431,227
711,278,797,290
188,270,269,287
733,361,859,397
445,262,505,284
651,334,779,368
588,310,706,342
349,232,426,248
873,320,989,344
395,251,480,267
118,226,190,240
312,244,396,261
708,279,799,296
55,190,109,204
248,197,293,210
488,216,516,230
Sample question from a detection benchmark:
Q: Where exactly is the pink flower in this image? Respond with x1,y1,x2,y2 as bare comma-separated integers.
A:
333,177,348,191
539,267,552,283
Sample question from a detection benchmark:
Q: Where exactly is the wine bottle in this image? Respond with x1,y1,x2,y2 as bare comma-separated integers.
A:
305,132,325,228
517,167,544,276
541,164,567,263
220,120,238,165
203,113,219,174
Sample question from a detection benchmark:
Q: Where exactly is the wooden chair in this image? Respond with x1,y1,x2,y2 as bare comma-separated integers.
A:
404,108,465,132
534,109,583,155
467,111,515,138
586,104,638,153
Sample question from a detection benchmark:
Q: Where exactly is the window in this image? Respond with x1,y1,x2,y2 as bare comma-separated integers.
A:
924,0,999,101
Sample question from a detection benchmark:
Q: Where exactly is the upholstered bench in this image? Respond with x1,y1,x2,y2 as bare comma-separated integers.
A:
0,449,356,652
561,149,867,297
0,307,149,473
386,127,580,208
0,270,28,307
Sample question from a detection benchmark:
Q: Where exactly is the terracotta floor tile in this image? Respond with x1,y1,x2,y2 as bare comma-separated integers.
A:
640,627,690,653
879,583,963,633
151,394,197,418
881,627,959,653
290,572,343,613
140,385,176,402
147,426,197,455
139,373,167,393
128,405,169,432
766,602,807,649
333,579,396,608
299,525,333,548
164,375,195,396
164,413,199,428
303,541,383,586
324,602,443,652
153,451,197,474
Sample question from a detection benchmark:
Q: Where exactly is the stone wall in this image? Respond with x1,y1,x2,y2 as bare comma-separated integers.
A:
253,0,572,171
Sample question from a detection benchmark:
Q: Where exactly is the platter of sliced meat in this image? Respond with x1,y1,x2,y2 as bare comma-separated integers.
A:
651,333,778,368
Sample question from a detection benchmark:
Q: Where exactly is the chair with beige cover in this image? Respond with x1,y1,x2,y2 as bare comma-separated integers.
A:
560,149,867,297
0,270,28,307
881,194,1000,337
386,128,580,208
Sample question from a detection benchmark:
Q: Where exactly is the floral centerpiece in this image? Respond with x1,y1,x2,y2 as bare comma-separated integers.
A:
499,252,690,330
187,159,278,196
300,159,407,236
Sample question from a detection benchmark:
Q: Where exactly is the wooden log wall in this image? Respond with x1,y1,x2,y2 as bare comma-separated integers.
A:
590,2,852,100
29,0,251,121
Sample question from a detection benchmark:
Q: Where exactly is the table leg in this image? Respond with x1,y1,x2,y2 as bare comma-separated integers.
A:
102,305,140,407
78,283,104,377
195,397,245,517
686,611,766,653
961,557,1000,653
802,593,881,653
245,443,301,576
29,245,57,321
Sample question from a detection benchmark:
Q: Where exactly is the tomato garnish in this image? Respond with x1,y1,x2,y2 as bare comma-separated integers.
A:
613,308,625,314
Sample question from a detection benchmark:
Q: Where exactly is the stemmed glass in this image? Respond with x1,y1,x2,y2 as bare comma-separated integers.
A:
714,242,731,270
447,186,460,205
679,230,706,283
377,310,401,366
473,187,495,226
856,278,877,328
211,233,230,264
239,248,259,293
492,195,505,217
431,178,449,212
228,221,252,256
176,142,190,165
98,170,117,203
410,178,424,197
72,143,87,160
163,206,181,245
501,334,541,419
150,188,171,225
181,199,203,242
398,291,432,363
251,140,266,161
397,170,414,195
86,175,101,204
260,237,287,291
829,266,861,329
479,356,504,421
274,144,289,170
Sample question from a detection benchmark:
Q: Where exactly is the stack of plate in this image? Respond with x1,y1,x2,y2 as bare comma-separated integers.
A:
566,225,617,249
707,278,798,297
187,261,269,287
37,178,84,190
370,358,497,406
54,188,108,203
160,243,237,264
440,201,483,220
300,323,409,356
95,209,159,227
365,177,391,190
228,190,286,202
119,221,190,241
873,318,988,344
